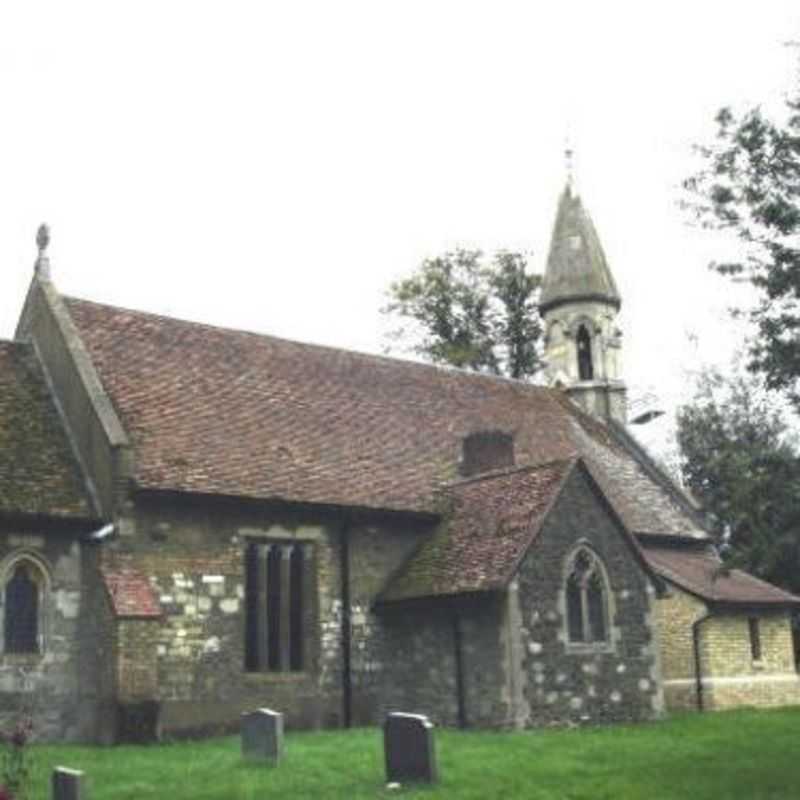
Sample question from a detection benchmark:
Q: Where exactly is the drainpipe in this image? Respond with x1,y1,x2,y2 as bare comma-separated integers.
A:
340,519,352,728
692,611,712,712
452,613,467,728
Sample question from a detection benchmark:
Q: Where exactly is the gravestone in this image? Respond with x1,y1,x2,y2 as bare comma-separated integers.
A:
52,766,86,800
241,708,283,764
383,712,437,784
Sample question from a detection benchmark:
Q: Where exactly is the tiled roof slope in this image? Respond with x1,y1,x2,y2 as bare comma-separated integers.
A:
0,341,92,518
64,297,702,536
380,460,574,602
101,566,162,618
643,546,800,607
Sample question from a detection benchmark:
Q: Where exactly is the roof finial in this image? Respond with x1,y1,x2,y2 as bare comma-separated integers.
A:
564,137,575,193
35,223,51,280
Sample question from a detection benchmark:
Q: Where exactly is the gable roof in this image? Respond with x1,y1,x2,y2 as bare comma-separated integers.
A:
63,296,703,537
0,340,93,519
379,459,575,602
643,546,800,607
379,458,662,603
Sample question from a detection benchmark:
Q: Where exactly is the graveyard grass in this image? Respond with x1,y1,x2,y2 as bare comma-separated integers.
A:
30,707,800,799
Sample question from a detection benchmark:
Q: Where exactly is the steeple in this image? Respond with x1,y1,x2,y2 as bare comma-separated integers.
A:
540,184,620,314
539,179,627,425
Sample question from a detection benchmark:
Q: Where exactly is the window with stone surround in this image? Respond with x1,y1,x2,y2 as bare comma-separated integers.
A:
565,547,609,645
3,557,46,656
748,617,762,662
244,541,307,672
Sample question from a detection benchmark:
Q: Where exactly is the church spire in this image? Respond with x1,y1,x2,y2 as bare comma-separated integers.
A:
540,184,620,314
539,177,627,425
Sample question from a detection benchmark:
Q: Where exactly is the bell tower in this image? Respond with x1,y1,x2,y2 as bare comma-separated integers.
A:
539,173,627,424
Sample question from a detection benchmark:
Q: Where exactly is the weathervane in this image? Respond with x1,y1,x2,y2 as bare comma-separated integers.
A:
34,223,51,279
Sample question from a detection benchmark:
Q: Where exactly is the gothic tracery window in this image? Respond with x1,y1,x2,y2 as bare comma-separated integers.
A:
4,559,45,655
565,548,609,644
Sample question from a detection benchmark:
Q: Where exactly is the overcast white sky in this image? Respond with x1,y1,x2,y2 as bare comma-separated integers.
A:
1,2,798,459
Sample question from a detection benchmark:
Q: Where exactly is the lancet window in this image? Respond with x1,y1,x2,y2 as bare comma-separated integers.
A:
577,325,594,380
4,558,46,655
244,541,307,672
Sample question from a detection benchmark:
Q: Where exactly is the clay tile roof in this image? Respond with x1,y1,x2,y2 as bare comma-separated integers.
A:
0,340,93,519
643,546,800,607
63,297,705,540
102,567,162,618
379,459,576,602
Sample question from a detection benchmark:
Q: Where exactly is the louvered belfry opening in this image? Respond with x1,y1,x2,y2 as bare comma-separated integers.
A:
244,541,306,672
461,430,515,477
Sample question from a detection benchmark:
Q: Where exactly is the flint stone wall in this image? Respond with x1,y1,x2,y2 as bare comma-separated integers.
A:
515,466,663,726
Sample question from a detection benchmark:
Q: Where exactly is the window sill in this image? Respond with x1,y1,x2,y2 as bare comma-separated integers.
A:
1,653,44,666
565,642,614,656
243,671,309,683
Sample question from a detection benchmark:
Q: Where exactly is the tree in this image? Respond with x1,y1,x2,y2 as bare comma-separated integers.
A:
676,367,800,594
383,249,543,380
684,88,800,408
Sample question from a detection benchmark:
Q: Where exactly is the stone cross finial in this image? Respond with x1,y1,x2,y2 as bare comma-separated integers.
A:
35,223,51,279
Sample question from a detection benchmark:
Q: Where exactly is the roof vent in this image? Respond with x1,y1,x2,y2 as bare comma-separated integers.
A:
461,430,514,477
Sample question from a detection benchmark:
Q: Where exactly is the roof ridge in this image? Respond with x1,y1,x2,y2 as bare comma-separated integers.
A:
442,456,578,489
64,295,554,393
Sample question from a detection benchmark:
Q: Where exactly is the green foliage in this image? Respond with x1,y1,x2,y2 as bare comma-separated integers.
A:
0,717,34,800
684,92,800,407
384,249,542,380
676,367,800,592
26,709,800,799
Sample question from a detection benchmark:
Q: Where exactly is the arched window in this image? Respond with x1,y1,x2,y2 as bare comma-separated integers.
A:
565,548,609,644
577,325,593,380
4,558,46,655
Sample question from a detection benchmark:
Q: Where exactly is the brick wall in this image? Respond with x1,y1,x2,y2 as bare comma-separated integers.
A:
700,611,800,710
654,583,800,712
654,585,707,711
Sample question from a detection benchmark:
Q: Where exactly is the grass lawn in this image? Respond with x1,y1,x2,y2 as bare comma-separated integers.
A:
21,707,800,799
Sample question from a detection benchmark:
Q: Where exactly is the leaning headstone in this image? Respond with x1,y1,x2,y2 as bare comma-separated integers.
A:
241,708,283,764
383,712,438,784
52,766,86,800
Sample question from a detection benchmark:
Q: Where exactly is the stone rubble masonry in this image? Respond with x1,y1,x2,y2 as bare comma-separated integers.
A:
515,466,663,726
0,531,92,742
114,496,353,735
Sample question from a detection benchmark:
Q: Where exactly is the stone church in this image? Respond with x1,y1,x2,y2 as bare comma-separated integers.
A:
0,183,798,742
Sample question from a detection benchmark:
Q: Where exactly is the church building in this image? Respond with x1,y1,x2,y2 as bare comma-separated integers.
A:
0,183,797,742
